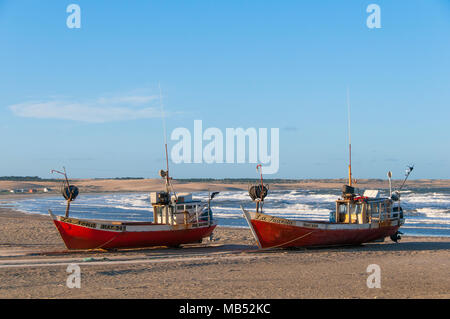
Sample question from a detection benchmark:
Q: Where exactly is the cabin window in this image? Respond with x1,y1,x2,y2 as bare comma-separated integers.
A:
349,204,355,214
366,204,372,216
380,203,385,219
372,203,379,217
337,203,363,223
386,202,391,217
176,205,194,211
349,203,363,224
348,203,362,215
337,203,347,223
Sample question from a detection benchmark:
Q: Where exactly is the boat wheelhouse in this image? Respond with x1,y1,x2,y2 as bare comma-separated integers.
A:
333,190,403,226
150,192,213,228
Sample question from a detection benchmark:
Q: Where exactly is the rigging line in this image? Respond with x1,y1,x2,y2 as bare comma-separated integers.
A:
158,83,177,199
260,231,316,251
347,87,351,147
347,87,352,186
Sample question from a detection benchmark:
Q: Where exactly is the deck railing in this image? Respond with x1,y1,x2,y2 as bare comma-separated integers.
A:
369,203,402,224
173,203,212,227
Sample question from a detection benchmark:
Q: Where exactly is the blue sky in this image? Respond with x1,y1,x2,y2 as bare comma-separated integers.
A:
0,0,449,179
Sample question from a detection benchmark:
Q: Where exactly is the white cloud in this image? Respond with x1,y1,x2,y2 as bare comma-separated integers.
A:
9,93,165,123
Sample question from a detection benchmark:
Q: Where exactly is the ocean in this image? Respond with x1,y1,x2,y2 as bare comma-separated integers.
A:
1,188,449,237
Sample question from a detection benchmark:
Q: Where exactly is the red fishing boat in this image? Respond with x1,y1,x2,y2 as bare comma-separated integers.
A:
49,168,217,250
242,189,404,249
242,167,413,249
49,192,216,250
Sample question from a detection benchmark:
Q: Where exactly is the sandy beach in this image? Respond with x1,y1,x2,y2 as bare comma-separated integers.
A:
2,178,450,197
0,207,448,299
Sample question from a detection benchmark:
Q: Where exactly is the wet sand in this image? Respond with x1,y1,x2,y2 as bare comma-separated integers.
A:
0,207,449,299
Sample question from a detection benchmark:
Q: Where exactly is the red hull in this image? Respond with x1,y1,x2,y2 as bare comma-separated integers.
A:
52,218,216,250
251,219,399,249
243,210,401,249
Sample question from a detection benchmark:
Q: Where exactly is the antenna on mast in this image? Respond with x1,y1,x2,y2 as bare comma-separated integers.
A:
347,87,352,186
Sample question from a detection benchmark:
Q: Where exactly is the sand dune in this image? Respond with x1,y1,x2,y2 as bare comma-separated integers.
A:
1,178,449,198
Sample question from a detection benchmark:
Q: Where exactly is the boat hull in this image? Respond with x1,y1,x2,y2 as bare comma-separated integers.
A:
242,209,402,249
50,211,216,250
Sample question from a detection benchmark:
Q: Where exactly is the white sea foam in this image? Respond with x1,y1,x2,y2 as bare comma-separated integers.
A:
212,206,243,212
401,225,450,230
213,212,244,219
402,192,450,205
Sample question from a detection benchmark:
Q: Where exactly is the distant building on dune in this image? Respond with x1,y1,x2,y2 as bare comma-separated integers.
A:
8,189,25,193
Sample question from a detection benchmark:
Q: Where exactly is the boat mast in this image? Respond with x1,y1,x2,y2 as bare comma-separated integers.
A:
159,84,176,200
159,84,170,193
347,87,352,186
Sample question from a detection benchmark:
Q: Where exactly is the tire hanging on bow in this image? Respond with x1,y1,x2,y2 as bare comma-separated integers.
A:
248,184,268,201
248,164,269,202
51,167,79,218
61,185,79,201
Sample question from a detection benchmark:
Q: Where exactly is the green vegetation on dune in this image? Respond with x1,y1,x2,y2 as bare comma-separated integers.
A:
0,176,59,182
